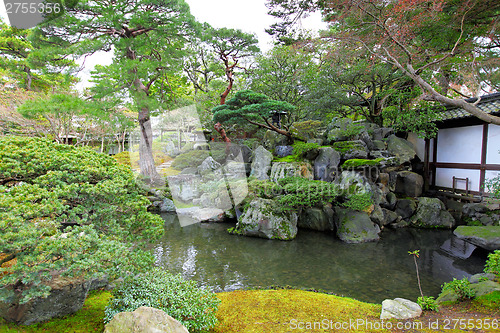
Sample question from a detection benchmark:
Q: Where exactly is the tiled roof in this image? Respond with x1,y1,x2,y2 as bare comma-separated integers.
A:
436,92,500,122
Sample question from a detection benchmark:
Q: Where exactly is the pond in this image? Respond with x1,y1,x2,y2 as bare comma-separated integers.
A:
155,213,488,303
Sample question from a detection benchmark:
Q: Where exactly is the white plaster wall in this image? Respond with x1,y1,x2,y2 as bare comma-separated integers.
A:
486,124,500,164
435,168,481,192
436,126,483,163
407,133,426,161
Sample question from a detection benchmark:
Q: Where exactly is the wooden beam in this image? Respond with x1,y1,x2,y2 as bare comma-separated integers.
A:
479,124,488,195
430,162,500,170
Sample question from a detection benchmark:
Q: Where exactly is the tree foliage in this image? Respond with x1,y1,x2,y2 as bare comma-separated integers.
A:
0,20,76,91
0,137,163,304
267,0,500,124
212,90,296,138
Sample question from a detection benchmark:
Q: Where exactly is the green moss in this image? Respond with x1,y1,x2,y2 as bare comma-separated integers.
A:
0,290,111,333
474,291,500,309
212,289,381,333
454,226,500,239
332,141,358,153
273,154,302,163
342,158,384,169
171,150,210,170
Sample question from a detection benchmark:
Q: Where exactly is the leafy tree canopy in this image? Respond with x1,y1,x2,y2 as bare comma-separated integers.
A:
213,90,297,138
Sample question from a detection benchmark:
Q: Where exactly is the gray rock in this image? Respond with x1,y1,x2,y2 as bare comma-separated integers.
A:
338,140,369,159
197,156,222,177
274,145,294,158
373,127,395,141
382,208,400,226
334,208,380,243
164,140,178,156
325,118,355,142
463,203,489,216
263,130,289,150
167,174,201,202
470,280,500,297
453,226,500,250
395,199,417,220
270,161,313,183
0,277,90,325
104,306,188,333
380,298,422,320
370,205,385,226
386,135,416,164
372,140,386,150
235,198,298,240
411,197,455,229
314,147,341,182
160,198,176,213
337,171,373,196
395,171,424,197
192,208,226,222
239,145,253,163
298,206,335,231
469,273,497,284
436,288,460,305
384,192,398,210
250,146,273,180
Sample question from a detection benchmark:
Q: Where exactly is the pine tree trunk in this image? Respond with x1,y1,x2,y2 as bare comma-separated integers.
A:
138,107,160,182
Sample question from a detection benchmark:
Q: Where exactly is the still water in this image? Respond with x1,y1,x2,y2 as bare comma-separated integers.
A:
155,213,488,303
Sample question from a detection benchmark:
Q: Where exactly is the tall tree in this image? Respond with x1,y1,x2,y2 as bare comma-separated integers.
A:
248,44,318,124
206,27,260,105
42,0,198,181
268,0,500,125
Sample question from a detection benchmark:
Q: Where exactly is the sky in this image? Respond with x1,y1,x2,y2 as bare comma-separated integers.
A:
0,0,326,89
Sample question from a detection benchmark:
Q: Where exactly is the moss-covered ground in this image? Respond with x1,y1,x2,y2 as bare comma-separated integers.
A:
0,289,498,333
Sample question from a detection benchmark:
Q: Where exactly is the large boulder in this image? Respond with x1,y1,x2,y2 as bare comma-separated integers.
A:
453,226,500,251
411,197,455,229
262,130,290,150
167,174,201,202
334,208,380,243
0,276,90,325
380,298,421,320
197,156,222,177
336,171,372,196
274,145,294,158
333,140,368,159
104,306,189,333
394,171,424,197
160,198,176,213
298,206,335,231
250,146,273,180
270,161,313,183
395,198,418,221
289,120,322,142
386,135,416,164
235,198,298,240
314,147,341,182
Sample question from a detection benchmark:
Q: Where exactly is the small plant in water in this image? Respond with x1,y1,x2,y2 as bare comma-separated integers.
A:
409,250,438,311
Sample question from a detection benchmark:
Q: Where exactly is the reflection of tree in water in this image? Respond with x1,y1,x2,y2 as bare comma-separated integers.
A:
154,214,487,302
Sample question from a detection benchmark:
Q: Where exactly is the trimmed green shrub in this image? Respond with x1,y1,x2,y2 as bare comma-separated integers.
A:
485,250,500,279
441,278,476,300
342,192,374,211
292,141,320,156
171,150,210,170
104,269,220,332
0,136,163,304
277,177,339,210
342,158,384,169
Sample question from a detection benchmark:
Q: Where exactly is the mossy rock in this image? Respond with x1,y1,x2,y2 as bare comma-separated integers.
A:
470,280,500,297
342,158,385,169
454,226,500,251
436,288,460,306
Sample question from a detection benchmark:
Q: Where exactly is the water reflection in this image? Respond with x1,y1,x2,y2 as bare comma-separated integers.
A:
155,213,487,303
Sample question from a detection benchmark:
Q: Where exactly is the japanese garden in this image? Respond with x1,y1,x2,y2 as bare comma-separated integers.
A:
0,0,499,332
